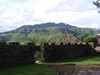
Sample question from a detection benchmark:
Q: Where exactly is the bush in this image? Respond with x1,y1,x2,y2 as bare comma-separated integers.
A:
0,40,7,45
82,36,97,43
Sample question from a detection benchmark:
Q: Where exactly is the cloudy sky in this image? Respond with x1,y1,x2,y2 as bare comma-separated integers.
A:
0,0,100,32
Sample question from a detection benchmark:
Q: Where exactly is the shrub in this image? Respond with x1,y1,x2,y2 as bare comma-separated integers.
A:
0,39,7,45
82,36,97,43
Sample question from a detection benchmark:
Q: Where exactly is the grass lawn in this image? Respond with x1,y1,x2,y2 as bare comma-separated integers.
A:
56,56,100,64
0,64,56,75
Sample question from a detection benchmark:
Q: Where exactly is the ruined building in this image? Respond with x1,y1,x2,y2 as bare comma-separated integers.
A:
96,34,100,44
56,33,81,45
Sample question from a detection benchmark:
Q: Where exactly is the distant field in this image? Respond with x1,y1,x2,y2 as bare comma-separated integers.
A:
0,64,56,75
56,56,100,64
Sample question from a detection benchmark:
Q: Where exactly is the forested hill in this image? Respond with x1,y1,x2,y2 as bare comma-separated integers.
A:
17,22,76,30
0,22,100,43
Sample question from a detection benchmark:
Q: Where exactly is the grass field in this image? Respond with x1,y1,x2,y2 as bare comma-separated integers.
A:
57,56,100,64
1,56,100,75
0,64,56,75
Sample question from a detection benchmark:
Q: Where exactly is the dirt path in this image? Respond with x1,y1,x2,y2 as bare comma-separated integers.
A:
41,63,100,75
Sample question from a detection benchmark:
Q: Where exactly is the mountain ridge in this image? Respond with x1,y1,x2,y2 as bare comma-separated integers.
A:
16,22,76,30
0,22,100,43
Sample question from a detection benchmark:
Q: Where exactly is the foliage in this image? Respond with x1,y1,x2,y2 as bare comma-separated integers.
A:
0,39,7,45
82,36,97,43
93,0,100,13
34,51,43,62
30,38,48,45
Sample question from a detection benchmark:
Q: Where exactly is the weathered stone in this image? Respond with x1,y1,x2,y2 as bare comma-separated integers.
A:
56,33,81,45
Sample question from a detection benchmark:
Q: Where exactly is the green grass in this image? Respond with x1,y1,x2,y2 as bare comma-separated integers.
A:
0,64,56,75
1,56,100,75
56,56,100,64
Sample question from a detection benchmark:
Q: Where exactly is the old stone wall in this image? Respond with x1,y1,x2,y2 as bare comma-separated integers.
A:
0,42,96,66
42,43,94,62
0,43,35,66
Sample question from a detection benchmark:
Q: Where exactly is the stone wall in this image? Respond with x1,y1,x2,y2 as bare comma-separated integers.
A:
0,42,96,66
42,43,94,62
0,43,35,66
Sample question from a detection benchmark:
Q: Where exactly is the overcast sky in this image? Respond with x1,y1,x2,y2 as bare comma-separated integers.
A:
0,0,100,32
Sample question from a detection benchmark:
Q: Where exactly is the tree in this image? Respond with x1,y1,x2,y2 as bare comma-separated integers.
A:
82,36,97,43
0,39,7,45
29,38,47,45
93,0,100,13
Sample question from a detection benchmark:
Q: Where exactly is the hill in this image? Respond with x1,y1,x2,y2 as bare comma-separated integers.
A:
0,22,100,43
